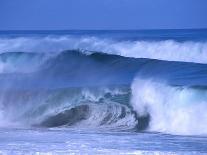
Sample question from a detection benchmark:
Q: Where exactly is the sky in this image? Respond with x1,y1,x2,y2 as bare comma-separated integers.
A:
0,0,207,30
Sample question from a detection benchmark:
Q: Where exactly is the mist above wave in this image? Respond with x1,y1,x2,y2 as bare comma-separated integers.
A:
131,78,207,135
0,36,207,63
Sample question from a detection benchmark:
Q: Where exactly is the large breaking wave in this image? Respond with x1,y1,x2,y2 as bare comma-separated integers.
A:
0,33,207,135
131,79,207,135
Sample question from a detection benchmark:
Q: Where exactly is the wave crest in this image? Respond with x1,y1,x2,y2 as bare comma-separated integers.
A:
0,36,207,63
131,78,207,135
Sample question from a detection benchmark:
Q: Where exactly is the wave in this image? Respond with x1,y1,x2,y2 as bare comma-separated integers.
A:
0,52,48,73
131,78,207,135
2,78,207,135
0,50,207,135
1,50,207,88
0,36,207,63
0,87,138,130
3,76,207,135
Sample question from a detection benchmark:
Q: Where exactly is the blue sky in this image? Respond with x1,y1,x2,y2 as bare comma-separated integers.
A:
0,0,207,30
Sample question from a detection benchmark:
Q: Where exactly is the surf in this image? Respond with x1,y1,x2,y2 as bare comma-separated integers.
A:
0,29,207,136
0,34,207,63
131,78,207,135
0,50,206,134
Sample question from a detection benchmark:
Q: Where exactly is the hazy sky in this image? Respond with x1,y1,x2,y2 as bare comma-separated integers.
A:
0,0,207,30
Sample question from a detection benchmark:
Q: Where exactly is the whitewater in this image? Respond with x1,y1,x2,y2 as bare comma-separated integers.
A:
0,29,207,155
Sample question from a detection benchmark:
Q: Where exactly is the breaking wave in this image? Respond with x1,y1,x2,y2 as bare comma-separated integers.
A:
131,79,207,135
0,36,207,63
0,32,207,135
0,87,138,131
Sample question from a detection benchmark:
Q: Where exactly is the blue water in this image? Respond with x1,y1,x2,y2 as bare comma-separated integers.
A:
0,29,207,154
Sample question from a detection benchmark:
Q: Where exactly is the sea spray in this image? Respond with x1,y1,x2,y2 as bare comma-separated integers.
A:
131,78,207,135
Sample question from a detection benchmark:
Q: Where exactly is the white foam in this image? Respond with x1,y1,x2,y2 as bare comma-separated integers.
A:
0,36,207,63
0,87,137,130
131,78,207,135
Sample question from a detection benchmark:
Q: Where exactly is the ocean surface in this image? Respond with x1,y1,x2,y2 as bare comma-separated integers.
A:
0,29,207,154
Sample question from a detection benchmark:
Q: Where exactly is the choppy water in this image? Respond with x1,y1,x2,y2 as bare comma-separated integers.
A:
1,128,207,155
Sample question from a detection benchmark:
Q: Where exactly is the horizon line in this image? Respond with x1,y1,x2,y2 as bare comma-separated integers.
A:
0,28,207,31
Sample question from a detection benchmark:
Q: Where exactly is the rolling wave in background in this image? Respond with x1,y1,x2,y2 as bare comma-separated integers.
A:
0,35,207,63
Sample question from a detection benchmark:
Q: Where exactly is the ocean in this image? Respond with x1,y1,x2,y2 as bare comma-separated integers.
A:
0,29,207,154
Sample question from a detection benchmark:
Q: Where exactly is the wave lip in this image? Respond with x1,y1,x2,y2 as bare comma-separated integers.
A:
131,78,207,135
0,87,138,131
